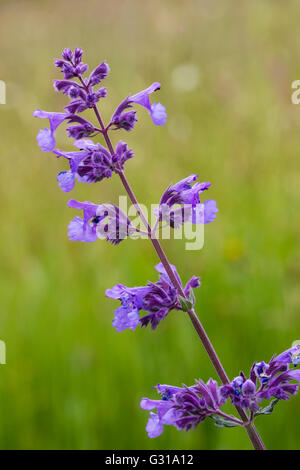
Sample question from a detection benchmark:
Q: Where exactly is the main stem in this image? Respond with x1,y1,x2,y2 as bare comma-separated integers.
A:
91,104,265,450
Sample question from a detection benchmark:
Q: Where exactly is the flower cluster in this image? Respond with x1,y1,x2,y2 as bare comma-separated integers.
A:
158,174,218,228
106,264,200,331
220,344,300,410
34,48,166,156
141,345,300,438
67,199,139,244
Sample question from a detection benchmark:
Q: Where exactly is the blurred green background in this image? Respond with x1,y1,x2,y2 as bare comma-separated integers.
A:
0,0,300,450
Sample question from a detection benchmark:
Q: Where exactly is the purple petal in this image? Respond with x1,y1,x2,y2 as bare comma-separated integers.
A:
33,110,68,132
67,199,98,222
172,174,198,192
112,305,140,332
105,284,128,300
145,412,164,438
150,102,167,126
36,128,55,152
184,276,201,297
287,369,300,382
67,217,98,242
140,398,161,410
57,170,75,192
130,82,161,110
203,199,218,223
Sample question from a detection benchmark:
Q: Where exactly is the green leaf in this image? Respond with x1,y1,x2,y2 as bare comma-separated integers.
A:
179,296,193,312
179,291,196,312
210,415,239,428
254,399,280,417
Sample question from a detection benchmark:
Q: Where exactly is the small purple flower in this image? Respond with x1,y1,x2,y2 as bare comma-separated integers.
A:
141,379,226,438
67,199,105,242
272,345,300,367
130,82,167,126
158,175,218,227
220,345,300,412
88,62,110,86
110,97,137,132
53,139,133,192
106,263,200,332
55,48,88,79
105,285,150,332
68,199,138,246
110,82,167,130
33,110,69,152
96,203,138,245
112,141,134,170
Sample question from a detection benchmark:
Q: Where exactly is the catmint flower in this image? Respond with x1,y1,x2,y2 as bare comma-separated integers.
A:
110,97,137,132
110,82,167,130
158,174,218,227
33,110,96,152
53,139,133,192
33,110,69,152
96,203,139,245
273,345,300,367
88,62,110,85
112,141,134,169
54,80,106,110
130,82,167,125
54,50,108,114
67,199,105,242
221,345,300,411
141,379,226,438
53,79,81,96
55,48,88,79
106,263,200,332
68,200,138,245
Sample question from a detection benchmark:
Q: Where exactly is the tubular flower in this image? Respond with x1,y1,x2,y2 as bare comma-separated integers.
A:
158,174,218,227
106,263,200,332
111,82,167,131
141,379,226,438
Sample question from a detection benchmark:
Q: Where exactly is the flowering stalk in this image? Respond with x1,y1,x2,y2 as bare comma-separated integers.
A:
88,103,266,451
34,49,300,451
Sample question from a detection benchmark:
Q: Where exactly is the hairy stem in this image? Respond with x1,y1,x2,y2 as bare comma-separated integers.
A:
90,103,265,450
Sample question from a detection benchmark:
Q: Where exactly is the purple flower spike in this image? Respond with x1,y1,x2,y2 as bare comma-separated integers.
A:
130,82,167,126
33,110,68,152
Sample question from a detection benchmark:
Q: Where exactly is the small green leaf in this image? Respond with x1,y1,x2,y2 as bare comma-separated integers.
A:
254,399,280,417
210,415,239,428
179,291,196,312
179,296,193,312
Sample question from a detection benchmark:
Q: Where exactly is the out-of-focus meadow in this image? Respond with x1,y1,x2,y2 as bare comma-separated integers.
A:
0,0,300,450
